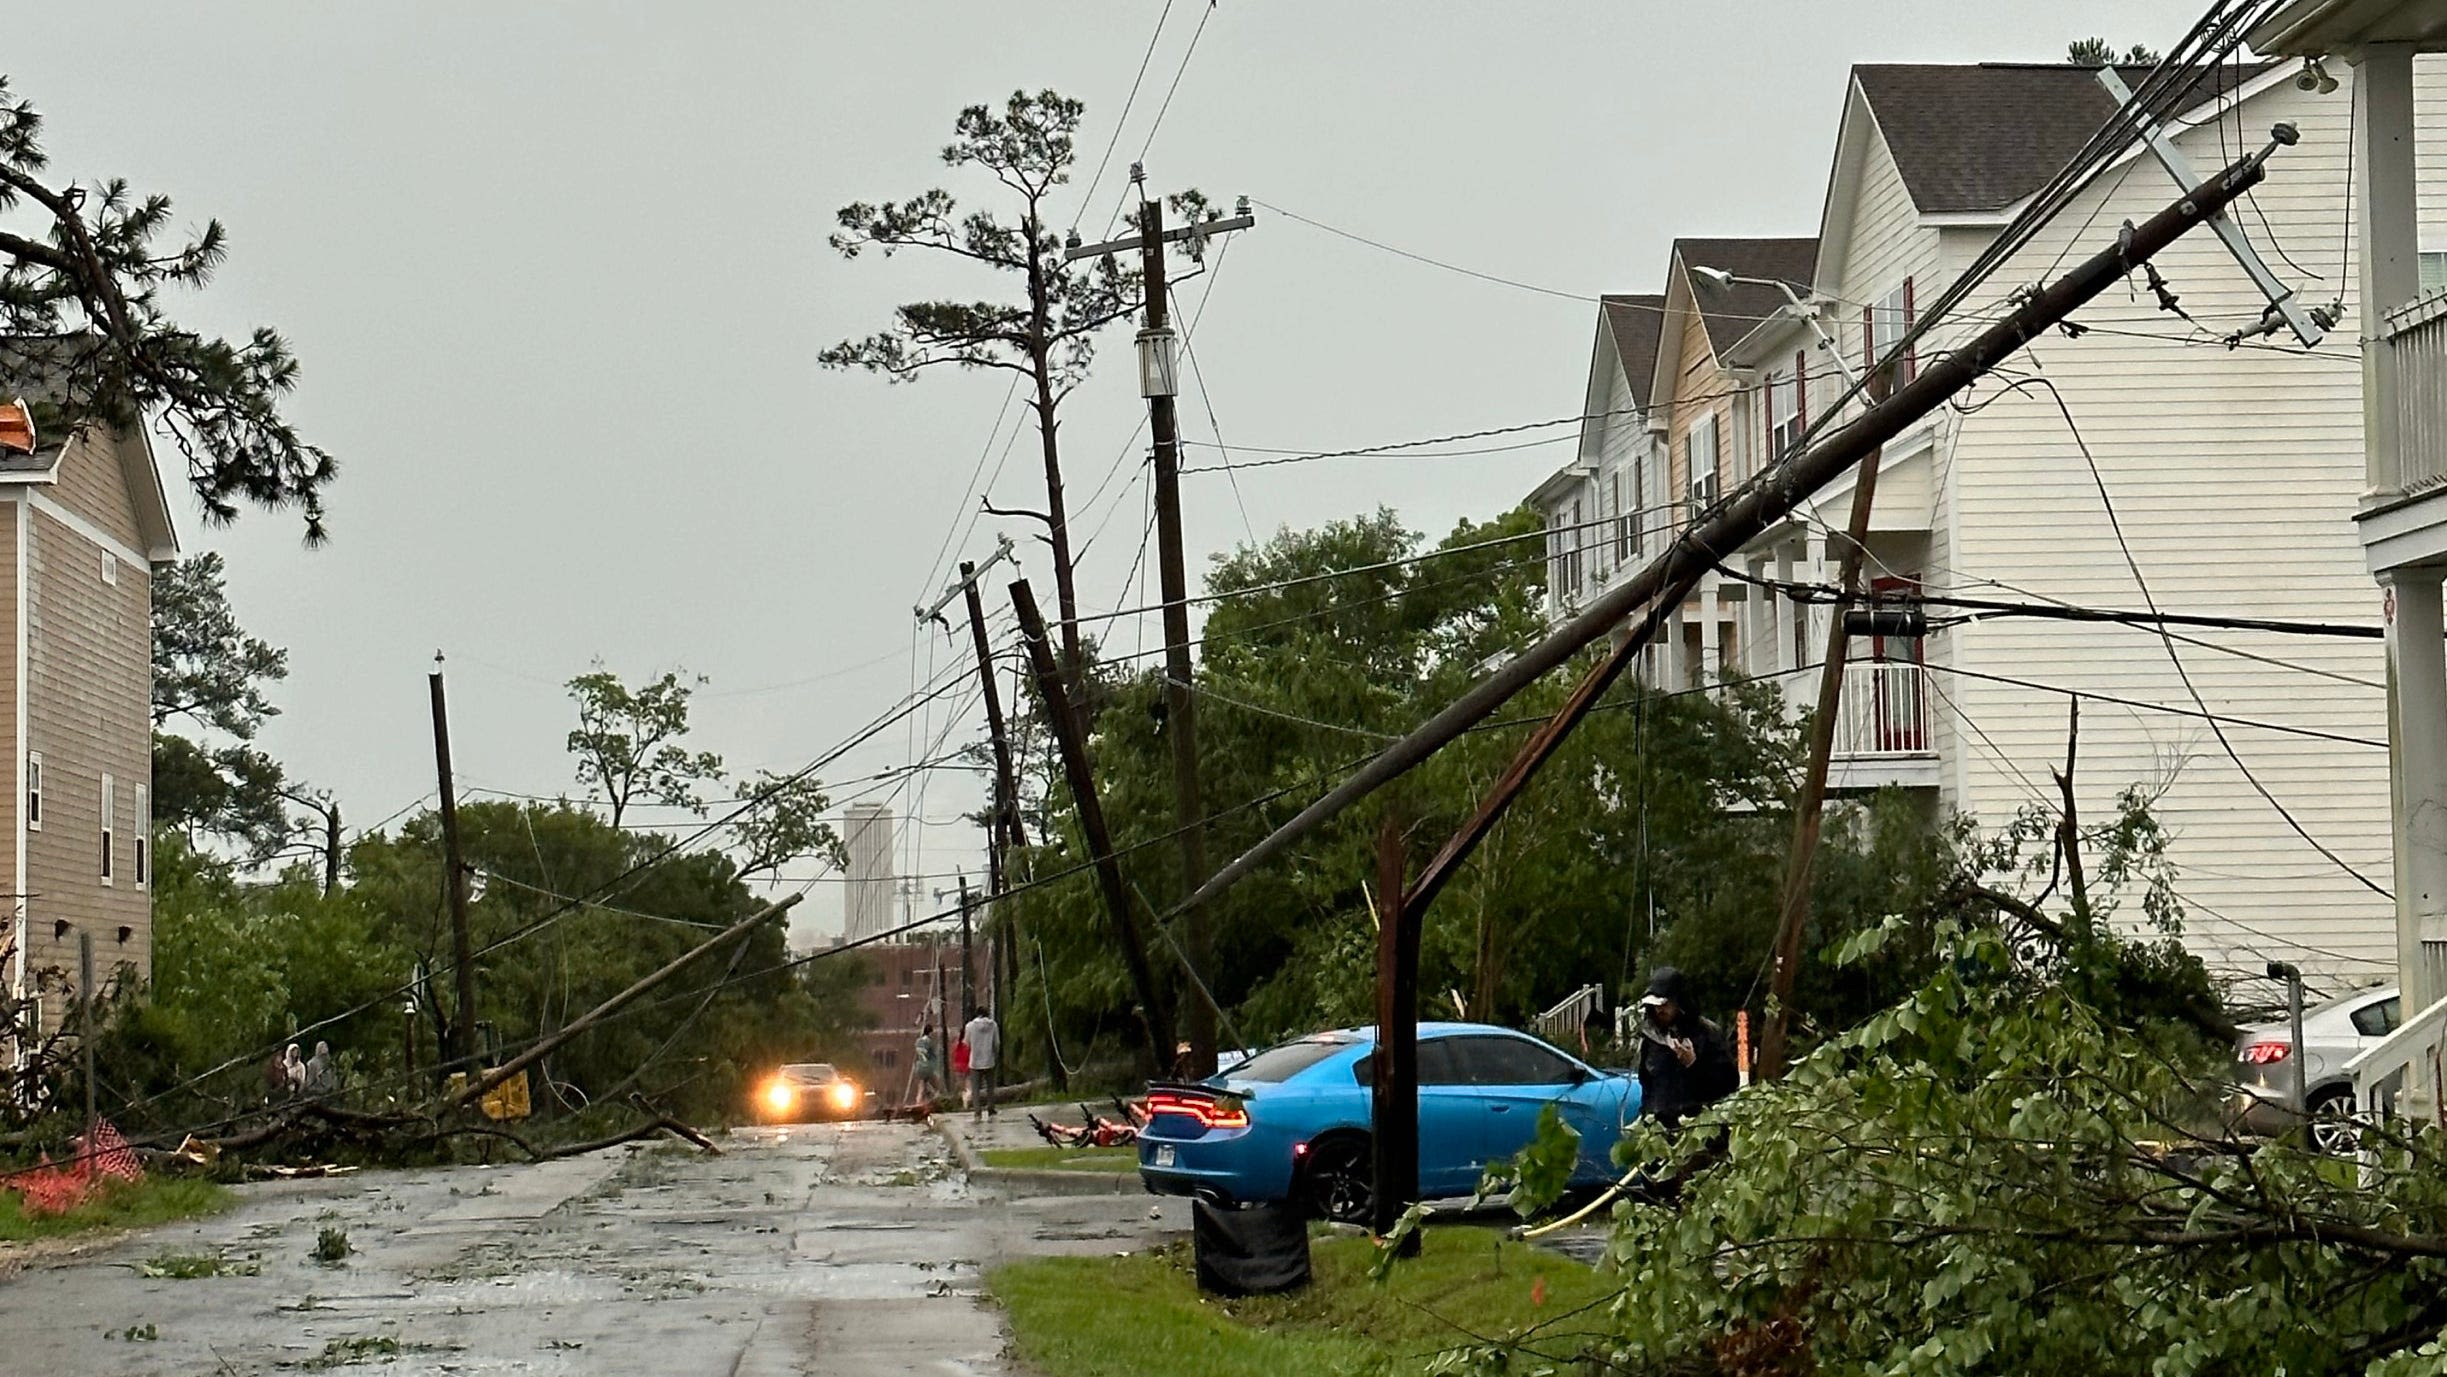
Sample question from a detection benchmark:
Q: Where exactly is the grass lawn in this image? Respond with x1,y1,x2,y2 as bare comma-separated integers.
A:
0,1177,232,1244
992,1225,1619,1376
978,1145,1139,1172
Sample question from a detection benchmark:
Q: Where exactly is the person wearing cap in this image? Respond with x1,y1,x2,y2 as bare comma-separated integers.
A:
1635,966,1737,1132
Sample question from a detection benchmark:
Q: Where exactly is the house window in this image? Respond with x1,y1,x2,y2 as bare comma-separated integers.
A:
1691,411,1722,490
1768,371,1804,464
2423,251,2447,295
134,785,148,888
1565,499,1585,591
1613,470,1632,561
100,772,115,884
1867,278,1917,385
100,551,117,585
25,751,39,832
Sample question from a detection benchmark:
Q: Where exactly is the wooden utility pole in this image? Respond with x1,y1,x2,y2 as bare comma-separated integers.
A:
957,875,975,1020
1369,815,1420,1251
1068,186,1254,1080
429,655,477,1072
1009,577,1172,1069
1758,371,1889,1081
1175,147,2280,925
1138,192,1215,1077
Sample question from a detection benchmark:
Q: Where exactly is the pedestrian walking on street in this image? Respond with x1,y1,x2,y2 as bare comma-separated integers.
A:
963,1006,1000,1118
951,1032,972,1109
1634,967,1736,1133
911,1025,942,1115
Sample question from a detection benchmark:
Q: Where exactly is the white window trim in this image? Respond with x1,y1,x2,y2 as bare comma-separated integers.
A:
100,771,114,886
25,750,39,832
1693,412,1723,487
100,550,118,585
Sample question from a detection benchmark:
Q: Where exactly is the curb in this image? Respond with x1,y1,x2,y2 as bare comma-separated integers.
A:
931,1116,1147,1197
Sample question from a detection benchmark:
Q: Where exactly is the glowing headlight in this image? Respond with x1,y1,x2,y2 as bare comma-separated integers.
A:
829,1081,858,1111
763,1080,797,1116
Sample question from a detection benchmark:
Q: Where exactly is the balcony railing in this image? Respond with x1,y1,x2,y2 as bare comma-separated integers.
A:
2385,291,2447,494
1832,660,1931,758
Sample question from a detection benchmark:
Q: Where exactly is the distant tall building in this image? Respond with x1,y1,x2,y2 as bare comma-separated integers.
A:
842,803,896,942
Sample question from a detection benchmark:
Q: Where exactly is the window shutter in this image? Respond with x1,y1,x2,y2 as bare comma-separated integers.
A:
1863,304,1875,375
1795,349,1809,432
1903,276,1917,378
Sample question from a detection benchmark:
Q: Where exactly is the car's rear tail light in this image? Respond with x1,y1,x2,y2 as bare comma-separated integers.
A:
1145,1090,1250,1129
2241,1041,2293,1065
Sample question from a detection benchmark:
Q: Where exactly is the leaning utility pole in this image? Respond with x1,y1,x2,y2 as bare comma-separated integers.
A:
1757,370,1890,1081
1171,138,2285,943
1065,174,1254,1080
1010,578,1172,1069
429,654,477,1072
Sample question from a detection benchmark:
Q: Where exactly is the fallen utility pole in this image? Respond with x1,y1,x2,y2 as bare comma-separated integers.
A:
1010,577,1173,1070
429,655,477,1073
450,893,801,1111
1758,370,1889,1081
1068,177,1254,1081
1174,141,2279,928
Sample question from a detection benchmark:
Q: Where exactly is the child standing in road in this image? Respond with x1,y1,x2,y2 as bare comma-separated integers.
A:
951,1033,972,1110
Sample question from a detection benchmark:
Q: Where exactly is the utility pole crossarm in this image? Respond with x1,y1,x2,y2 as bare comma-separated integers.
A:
2094,69,2322,347
1064,211,1256,262
920,534,1018,627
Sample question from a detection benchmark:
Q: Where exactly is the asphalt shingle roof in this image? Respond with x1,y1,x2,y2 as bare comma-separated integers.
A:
1855,62,2272,214
1598,293,1665,410
1673,237,1821,357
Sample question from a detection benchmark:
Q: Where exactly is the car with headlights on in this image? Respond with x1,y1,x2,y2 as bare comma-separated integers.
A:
756,1062,868,1124
1136,1023,1640,1223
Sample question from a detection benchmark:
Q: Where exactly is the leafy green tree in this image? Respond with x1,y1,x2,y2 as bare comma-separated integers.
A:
349,800,866,1121
0,76,334,538
823,89,1155,685
729,769,847,884
565,666,726,827
150,551,319,861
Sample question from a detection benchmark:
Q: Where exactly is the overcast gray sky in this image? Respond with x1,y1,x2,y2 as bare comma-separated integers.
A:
8,1,2207,941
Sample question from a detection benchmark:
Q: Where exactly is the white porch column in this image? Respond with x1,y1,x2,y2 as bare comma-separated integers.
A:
1802,531,1830,673
1659,610,1685,690
2360,44,2419,497
1697,580,1721,687
2385,569,2447,1025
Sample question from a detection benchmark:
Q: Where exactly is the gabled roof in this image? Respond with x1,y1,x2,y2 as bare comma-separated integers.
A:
1598,293,1666,412
0,338,180,559
1674,237,1819,356
1852,62,2273,214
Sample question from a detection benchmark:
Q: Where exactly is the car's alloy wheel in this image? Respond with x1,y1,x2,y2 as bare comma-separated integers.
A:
1305,1139,1373,1225
2308,1089,2361,1156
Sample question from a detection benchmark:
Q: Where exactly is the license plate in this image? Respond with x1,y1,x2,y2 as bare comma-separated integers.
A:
1153,1145,1177,1168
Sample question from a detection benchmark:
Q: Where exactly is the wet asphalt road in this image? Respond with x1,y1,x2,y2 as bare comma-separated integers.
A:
0,1119,1182,1375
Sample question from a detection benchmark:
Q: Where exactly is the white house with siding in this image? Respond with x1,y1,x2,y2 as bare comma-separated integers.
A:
1530,60,2406,991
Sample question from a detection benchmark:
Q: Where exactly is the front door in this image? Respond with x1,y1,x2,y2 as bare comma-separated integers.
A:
1447,1034,1602,1178
1413,1038,1488,1197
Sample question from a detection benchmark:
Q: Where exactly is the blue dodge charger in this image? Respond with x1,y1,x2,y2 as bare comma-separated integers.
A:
1137,1022,1641,1222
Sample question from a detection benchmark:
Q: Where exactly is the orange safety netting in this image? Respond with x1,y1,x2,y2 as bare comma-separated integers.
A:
4,1121,144,1216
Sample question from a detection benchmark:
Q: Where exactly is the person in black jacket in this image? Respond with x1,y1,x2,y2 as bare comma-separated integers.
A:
1634,966,1738,1132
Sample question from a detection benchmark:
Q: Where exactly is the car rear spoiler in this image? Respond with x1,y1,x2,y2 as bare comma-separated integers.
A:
1141,1078,1257,1100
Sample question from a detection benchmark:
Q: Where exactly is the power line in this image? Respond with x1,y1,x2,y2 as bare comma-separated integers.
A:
1069,0,1176,235
2016,363,2391,896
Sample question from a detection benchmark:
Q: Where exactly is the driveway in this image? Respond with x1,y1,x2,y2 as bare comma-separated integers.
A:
0,1119,1181,1374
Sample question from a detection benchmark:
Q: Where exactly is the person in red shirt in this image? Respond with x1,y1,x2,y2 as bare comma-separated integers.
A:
952,1034,973,1110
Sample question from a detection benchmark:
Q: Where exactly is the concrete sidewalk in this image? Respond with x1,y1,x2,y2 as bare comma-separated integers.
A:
935,1104,1148,1198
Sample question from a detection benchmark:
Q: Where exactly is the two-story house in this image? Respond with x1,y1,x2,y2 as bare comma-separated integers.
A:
1530,60,2399,990
1535,293,1665,620
0,390,174,1053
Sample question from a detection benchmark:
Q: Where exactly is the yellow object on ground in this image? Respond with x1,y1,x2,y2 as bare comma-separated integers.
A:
444,1069,533,1121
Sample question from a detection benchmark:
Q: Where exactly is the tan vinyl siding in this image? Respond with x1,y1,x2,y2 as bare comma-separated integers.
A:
21,474,152,1035
1927,73,2389,988
1665,278,1736,500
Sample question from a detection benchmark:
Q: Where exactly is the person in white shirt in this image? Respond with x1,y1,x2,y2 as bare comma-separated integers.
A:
961,1008,1000,1119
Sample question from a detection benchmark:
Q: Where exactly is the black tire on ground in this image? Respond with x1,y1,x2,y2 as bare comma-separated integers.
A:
2307,1087,2361,1155
1302,1134,1373,1224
